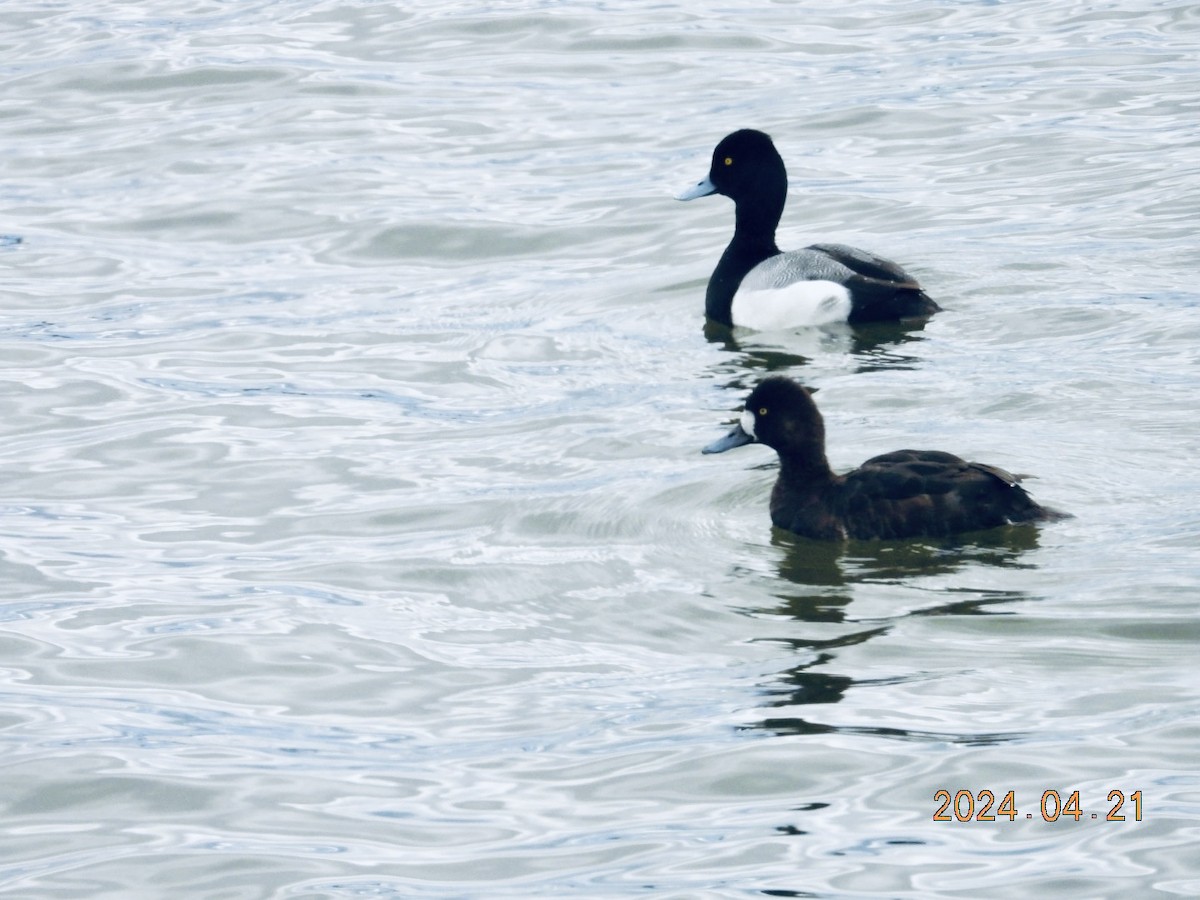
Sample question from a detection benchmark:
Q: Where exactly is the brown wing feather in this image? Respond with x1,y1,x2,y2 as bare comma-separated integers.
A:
823,450,1050,539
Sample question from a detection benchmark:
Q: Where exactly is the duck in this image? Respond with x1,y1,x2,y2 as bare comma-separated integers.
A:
703,376,1065,540
677,129,940,330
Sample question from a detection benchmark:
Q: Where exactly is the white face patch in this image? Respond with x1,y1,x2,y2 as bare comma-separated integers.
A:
740,408,757,438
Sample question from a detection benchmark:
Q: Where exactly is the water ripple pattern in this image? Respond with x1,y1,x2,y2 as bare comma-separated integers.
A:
2,1,1199,897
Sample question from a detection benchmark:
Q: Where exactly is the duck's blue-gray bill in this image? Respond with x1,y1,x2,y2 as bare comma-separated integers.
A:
676,174,716,201
703,423,754,454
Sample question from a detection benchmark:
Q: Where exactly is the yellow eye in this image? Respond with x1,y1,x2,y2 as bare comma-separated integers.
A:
724,156,734,166
758,407,768,416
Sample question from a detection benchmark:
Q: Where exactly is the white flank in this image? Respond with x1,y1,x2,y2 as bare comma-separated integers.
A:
731,280,853,331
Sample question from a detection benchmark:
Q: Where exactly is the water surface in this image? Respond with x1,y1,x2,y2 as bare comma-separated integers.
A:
2,1,1199,897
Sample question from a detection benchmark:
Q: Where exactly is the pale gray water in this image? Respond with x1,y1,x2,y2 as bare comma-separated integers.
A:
2,1,1199,897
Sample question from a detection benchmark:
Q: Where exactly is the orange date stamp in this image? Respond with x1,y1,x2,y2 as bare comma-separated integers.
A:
933,789,1143,822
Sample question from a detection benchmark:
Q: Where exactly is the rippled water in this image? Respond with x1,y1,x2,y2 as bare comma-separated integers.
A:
3,1,1199,897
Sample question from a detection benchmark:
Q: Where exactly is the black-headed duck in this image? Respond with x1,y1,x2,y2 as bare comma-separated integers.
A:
704,376,1065,540
678,129,939,330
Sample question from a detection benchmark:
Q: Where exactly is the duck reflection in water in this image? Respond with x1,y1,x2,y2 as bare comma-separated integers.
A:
704,315,932,378
738,526,1047,741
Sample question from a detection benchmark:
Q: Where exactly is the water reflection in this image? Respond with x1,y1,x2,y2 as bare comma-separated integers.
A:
840,527,1045,588
742,527,1043,741
704,317,931,387
755,522,1044,619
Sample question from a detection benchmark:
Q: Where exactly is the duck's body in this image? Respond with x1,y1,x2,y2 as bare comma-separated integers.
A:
770,447,1053,541
678,130,940,330
704,377,1064,541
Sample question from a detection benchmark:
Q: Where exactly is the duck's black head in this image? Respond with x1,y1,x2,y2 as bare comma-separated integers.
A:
704,376,826,462
707,129,787,209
